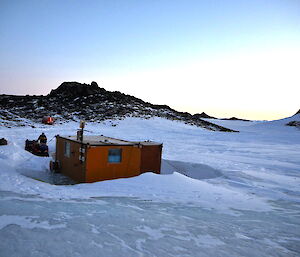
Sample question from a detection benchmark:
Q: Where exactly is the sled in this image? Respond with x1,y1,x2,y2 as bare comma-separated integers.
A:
25,139,49,157
0,138,8,145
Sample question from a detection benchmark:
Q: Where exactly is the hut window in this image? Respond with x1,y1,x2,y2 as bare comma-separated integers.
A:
64,141,71,158
108,149,122,163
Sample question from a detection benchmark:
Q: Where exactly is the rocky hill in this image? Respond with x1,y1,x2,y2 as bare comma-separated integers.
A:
0,81,238,132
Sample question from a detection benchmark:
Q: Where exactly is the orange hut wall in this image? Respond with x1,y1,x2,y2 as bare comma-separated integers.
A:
85,145,142,182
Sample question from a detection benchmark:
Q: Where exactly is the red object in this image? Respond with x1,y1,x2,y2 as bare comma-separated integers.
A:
42,116,54,125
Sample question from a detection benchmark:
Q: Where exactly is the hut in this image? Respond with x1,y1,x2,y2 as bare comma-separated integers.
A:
52,135,162,183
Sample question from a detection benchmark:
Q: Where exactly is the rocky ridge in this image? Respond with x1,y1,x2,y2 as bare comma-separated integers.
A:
0,81,238,132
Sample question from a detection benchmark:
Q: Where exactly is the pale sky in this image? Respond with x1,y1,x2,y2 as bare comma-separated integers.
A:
0,0,299,120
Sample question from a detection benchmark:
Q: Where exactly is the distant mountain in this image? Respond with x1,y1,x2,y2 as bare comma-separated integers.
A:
221,117,252,122
294,109,300,115
0,81,238,132
193,112,217,119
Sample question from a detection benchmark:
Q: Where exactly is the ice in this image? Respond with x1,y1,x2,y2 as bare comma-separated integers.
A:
0,190,299,257
0,215,66,230
0,115,300,256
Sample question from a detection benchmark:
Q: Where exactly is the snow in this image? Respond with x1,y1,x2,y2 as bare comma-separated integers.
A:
0,115,299,256
0,215,66,230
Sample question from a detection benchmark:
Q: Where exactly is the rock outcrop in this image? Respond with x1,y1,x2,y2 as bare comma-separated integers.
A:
49,81,104,97
286,121,300,128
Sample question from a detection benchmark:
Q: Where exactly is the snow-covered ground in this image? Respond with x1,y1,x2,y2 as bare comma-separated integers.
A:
0,115,299,257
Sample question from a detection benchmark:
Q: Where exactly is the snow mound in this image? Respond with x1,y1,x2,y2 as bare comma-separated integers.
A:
0,141,270,213
161,159,222,179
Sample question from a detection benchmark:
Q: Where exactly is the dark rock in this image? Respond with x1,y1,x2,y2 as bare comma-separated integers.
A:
91,81,98,87
286,121,300,128
48,81,105,97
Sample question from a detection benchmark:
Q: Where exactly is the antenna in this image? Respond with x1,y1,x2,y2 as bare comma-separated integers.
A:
78,120,86,163
77,120,85,142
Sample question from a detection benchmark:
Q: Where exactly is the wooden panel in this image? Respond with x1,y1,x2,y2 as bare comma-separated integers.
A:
85,145,141,182
56,137,86,183
140,145,162,174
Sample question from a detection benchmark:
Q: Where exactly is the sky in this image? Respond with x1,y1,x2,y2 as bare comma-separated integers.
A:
0,0,299,120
